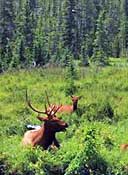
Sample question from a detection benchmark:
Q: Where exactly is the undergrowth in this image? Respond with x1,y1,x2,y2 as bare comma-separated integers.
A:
0,65,128,174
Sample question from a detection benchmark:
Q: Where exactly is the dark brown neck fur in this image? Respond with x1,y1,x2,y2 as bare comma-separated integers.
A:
73,101,78,111
40,125,56,149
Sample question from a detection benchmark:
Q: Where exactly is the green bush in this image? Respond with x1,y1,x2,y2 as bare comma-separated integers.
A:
65,128,109,175
0,153,10,175
1,66,128,175
85,101,114,122
65,79,77,96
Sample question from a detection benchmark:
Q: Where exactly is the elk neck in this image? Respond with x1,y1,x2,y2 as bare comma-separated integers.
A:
73,101,78,111
43,123,56,136
35,124,56,149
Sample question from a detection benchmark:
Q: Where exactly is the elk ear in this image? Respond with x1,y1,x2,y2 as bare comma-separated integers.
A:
70,95,73,98
78,96,82,99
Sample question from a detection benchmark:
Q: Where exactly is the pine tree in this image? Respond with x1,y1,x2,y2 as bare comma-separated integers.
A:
107,1,120,57
65,55,77,96
63,0,77,58
124,0,128,56
91,10,109,65
11,0,26,67
0,0,15,71
23,0,36,65
33,9,47,66
120,0,128,57
80,0,98,65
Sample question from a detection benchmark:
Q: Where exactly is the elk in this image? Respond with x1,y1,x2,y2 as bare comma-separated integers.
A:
22,91,68,150
120,144,128,151
45,91,82,113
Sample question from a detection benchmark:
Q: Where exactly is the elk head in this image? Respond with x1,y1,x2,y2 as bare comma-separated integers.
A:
25,89,68,132
70,95,82,111
38,115,68,132
71,95,82,104
23,90,68,149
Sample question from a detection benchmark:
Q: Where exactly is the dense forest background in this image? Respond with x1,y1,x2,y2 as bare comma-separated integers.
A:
0,0,128,72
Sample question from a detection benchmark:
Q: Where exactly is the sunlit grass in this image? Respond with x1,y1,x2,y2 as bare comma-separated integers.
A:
1,65,128,174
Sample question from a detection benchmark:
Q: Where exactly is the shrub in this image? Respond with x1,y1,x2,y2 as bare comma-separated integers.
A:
65,128,108,175
64,55,78,96
0,153,10,175
85,101,114,122
65,79,77,96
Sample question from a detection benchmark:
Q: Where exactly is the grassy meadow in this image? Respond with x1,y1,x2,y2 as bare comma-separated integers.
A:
0,61,128,174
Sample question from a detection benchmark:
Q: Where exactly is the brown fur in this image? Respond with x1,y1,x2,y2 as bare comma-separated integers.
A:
24,90,68,149
22,116,68,149
120,144,128,151
48,96,81,113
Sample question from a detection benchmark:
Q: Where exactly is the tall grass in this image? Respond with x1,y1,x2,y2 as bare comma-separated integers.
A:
0,65,128,174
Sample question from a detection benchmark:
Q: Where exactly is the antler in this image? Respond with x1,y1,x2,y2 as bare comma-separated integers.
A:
25,89,46,114
47,105,56,119
46,105,62,120
45,90,51,107
25,89,61,120
53,105,62,115
44,90,62,115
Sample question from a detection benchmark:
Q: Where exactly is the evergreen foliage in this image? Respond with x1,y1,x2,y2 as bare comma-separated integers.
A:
0,0,128,71
64,54,78,96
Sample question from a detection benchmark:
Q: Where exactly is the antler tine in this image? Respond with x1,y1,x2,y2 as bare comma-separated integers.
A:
44,103,48,113
45,90,50,107
46,105,56,120
25,89,32,108
25,89,46,114
49,105,56,115
53,105,62,115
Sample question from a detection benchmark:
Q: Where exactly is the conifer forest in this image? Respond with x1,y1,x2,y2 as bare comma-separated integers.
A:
0,0,128,71
1,0,128,175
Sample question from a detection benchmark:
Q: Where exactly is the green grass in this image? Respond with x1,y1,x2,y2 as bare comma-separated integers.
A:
0,65,128,174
